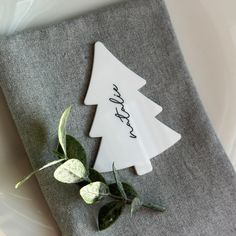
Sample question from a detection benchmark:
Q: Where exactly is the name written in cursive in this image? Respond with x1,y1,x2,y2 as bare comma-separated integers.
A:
109,84,137,138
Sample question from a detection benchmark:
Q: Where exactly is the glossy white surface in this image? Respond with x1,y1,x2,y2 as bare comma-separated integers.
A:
85,42,181,175
0,0,236,235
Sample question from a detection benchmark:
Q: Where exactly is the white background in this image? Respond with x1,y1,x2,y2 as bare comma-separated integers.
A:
0,0,236,235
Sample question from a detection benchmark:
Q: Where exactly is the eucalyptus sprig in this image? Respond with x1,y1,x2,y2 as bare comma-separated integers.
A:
15,106,166,231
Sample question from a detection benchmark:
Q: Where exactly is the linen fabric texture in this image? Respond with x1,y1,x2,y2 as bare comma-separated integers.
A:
0,0,236,235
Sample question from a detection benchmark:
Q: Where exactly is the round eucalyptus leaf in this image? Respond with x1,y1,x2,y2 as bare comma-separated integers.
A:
80,181,109,204
54,159,87,183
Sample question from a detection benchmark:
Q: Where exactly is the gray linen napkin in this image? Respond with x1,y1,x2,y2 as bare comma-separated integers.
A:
0,0,236,235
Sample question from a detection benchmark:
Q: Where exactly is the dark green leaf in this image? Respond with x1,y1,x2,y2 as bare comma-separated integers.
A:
56,135,87,168
112,163,127,200
131,197,142,216
77,181,89,188
98,201,125,230
77,168,106,187
66,135,87,167
109,182,138,201
89,168,106,183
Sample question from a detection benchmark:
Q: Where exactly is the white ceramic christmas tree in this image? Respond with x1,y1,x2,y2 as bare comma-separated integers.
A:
84,42,181,175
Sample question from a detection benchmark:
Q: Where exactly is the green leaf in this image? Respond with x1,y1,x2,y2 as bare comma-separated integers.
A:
89,168,106,183
142,202,166,212
77,168,106,187
98,201,125,231
55,135,87,167
112,163,127,200
67,135,87,166
54,159,87,183
15,158,67,189
109,182,138,201
131,197,142,216
80,181,109,204
58,106,71,157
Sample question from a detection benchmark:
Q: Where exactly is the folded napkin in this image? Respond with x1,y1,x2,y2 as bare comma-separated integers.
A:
0,0,236,235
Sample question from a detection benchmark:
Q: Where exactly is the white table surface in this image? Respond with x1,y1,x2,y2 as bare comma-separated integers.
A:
0,0,236,235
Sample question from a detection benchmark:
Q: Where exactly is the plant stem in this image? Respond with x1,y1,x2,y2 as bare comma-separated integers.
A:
108,194,166,212
109,194,127,201
84,176,92,183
